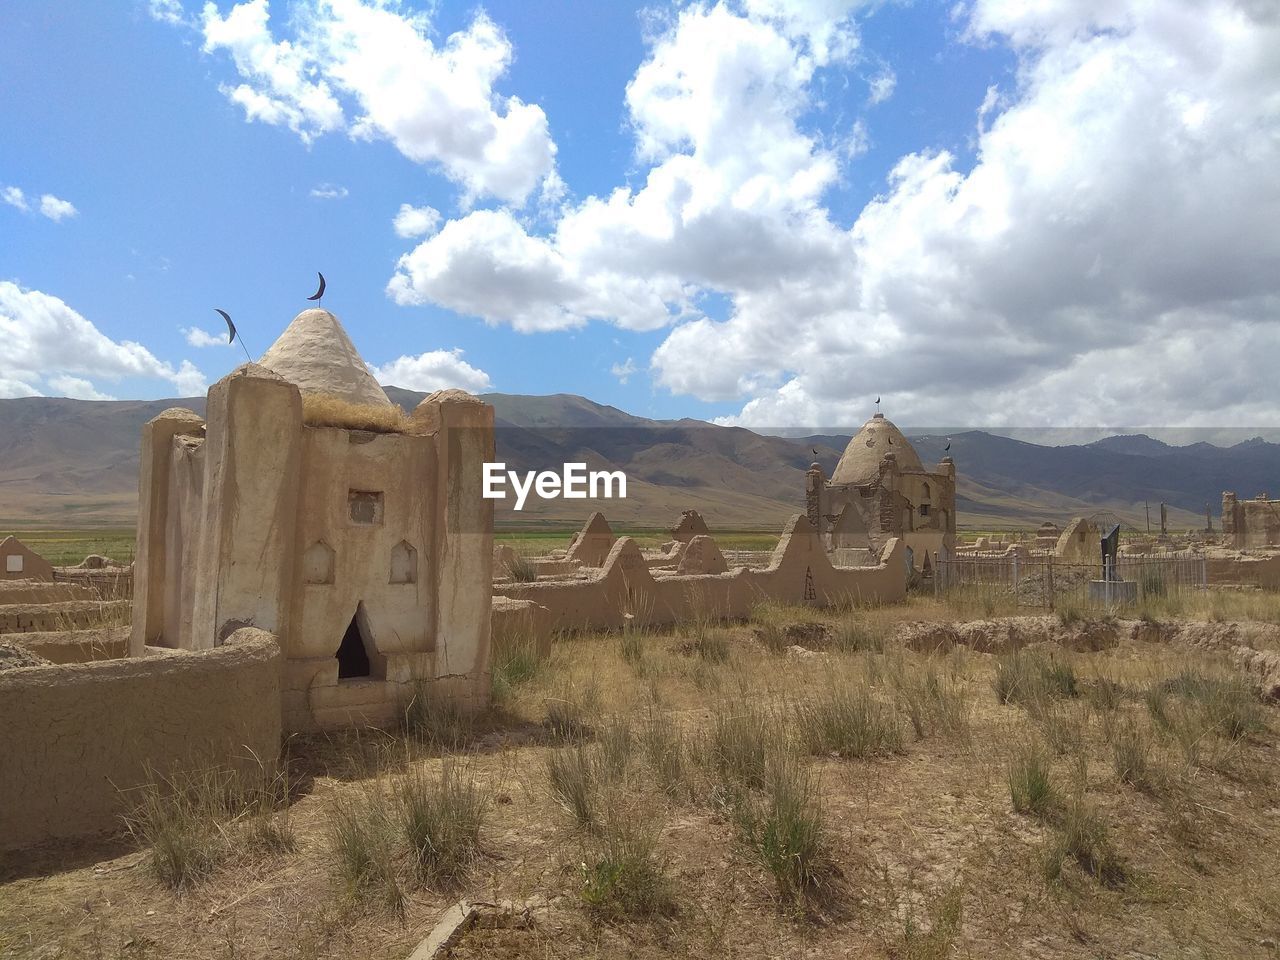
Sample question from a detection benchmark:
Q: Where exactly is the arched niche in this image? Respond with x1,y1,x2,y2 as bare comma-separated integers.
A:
303,540,335,585
390,540,418,584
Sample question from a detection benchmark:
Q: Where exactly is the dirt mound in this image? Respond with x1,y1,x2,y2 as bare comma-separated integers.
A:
1232,647,1280,701
751,620,831,651
895,616,1124,654
0,641,50,671
1129,618,1280,653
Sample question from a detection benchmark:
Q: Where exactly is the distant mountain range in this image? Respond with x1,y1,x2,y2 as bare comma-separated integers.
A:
0,389,1271,531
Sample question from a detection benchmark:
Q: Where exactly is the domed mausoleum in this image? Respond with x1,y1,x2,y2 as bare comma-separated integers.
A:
805,412,956,569
130,307,494,732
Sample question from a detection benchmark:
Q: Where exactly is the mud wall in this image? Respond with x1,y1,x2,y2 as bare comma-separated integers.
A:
0,629,281,851
1206,554,1280,590
492,515,907,641
0,600,131,635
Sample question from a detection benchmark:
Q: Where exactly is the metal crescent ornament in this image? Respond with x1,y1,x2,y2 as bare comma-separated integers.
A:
216,308,236,344
307,272,326,301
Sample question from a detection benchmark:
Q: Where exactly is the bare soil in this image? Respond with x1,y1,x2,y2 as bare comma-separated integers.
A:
3,600,1279,960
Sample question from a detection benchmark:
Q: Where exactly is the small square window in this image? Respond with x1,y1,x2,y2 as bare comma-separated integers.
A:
919,504,930,517
349,490,384,525
5,555,23,573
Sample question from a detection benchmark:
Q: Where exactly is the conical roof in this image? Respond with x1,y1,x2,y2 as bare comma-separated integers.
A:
830,412,923,485
258,309,391,408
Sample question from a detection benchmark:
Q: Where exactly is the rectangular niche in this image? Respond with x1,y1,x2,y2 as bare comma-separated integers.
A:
348,490,384,525
5,555,22,573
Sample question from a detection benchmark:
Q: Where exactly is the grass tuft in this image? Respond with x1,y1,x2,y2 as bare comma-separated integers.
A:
579,810,675,918
327,783,403,915
1008,741,1056,817
124,761,293,890
1110,719,1157,790
795,682,903,759
897,884,964,960
403,683,473,750
548,744,600,828
397,761,487,887
734,758,831,910
1051,796,1126,887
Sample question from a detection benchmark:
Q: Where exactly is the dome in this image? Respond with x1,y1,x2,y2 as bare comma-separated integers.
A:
258,309,391,408
830,412,923,485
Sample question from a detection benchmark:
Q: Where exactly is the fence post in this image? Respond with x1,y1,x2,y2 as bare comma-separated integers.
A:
1046,555,1055,611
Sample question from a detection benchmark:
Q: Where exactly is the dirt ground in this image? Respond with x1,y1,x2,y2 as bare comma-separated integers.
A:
3,596,1279,960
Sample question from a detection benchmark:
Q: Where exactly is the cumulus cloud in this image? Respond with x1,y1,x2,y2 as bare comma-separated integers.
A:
369,348,492,394
3,186,77,221
147,0,188,25
867,67,895,104
611,357,639,384
392,0,1280,430
701,0,1280,429
2,186,28,212
38,194,78,221
199,0,558,205
0,281,207,399
309,182,348,199
47,376,118,401
392,203,441,239
183,326,233,347
390,2,854,334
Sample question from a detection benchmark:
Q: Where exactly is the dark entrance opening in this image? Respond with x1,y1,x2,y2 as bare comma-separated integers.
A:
336,611,371,679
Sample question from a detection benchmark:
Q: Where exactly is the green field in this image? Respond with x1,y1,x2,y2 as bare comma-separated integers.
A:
0,527,136,567
8,523,1119,569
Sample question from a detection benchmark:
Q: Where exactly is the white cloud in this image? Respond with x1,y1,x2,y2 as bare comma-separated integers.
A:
390,2,855,334
0,377,41,399
867,67,896,104
2,186,28,212
38,194,78,222
694,0,1280,429
393,203,441,239
0,281,208,400
388,0,1280,430
47,376,118,401
198,0,558,205
611,357,638,384
3,187,78,221
741,0,863,64
309,182,348,199
369,348,492,394
183,326,233,348
147,0,187,25
201,0,344,142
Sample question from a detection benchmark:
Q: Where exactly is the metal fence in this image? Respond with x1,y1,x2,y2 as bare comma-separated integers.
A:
933,553,1207,609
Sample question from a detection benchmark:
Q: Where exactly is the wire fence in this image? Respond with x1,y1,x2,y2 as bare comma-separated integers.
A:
934,553,1207,610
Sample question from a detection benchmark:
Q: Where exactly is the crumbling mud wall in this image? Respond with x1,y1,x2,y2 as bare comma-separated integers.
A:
0,600,131,634
493,515,906,640
1206,554,1280,590
0,581,96,605
0,628,281,850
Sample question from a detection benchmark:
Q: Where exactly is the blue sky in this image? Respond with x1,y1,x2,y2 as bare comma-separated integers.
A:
2,1,1277,432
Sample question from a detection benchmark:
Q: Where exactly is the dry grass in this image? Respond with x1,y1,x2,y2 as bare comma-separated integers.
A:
5,595,1280,959
301,394,410,433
